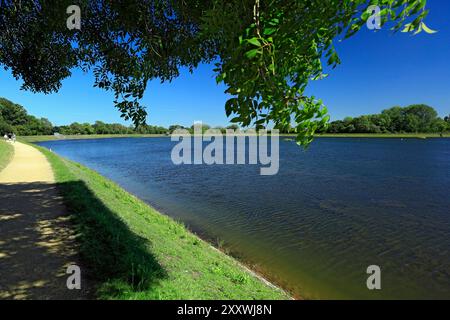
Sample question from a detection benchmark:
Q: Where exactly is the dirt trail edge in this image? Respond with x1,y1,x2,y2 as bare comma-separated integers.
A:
0,142,91,299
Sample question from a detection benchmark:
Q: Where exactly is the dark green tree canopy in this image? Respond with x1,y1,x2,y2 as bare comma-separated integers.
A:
0,97,54,135
0,96,171,135
326,104,449,134
0,0,432,144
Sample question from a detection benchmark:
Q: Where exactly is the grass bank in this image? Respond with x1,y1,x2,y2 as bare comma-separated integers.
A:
0,140,14,171
32,143,290,300
316,133,450,138
21,132,450,143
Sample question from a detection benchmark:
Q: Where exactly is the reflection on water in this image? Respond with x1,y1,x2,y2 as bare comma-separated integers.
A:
39,138,450,299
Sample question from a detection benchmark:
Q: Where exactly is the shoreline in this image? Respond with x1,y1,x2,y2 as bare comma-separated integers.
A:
113,188,299,299
20,132,450,143
29,142,293,300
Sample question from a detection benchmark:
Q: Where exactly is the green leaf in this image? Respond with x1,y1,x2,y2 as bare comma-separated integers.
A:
216,72,226,83
263,28,277,36
421,22,437,34
401,23,414,33
246,38,261,47
245,48,260,59
414,25,423,35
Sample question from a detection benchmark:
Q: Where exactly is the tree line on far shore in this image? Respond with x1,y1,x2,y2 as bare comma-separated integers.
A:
0,97,168,136
1,97,449,136
0,97,239,136
322,105,449,134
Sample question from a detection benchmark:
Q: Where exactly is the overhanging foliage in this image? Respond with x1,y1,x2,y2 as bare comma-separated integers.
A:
0,0,432,145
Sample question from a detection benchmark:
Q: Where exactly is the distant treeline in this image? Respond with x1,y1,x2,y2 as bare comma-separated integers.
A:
1,97,449,136
0,97,169,136
0,97,243,136
55,122,168,135
276,104,449,134
324,105,449,134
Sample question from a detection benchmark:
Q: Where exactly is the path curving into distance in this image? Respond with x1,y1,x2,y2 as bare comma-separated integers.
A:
0,142,91,299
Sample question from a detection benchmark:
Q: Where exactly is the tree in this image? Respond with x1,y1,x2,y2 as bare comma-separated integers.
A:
213,126,227,134
444,115,450,132
190,123,211,134
169,125,188,134
93,121,108,134
0,98,29,126
226,124,240,131
326,104,446,134
404,113,420,133
0,114,13,135
433,118,448,134
0,0,432,145
383,106,413,132
327,120,344,133
0,97,57,135
403,104,438,133
370,114,391,133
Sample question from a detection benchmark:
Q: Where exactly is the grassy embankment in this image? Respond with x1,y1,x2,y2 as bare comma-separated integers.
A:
21,132,450,143
316,133,450,138
31,143,290,300
0,140,14,171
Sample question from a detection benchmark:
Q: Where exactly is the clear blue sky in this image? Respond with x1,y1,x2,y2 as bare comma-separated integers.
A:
0,0,449,127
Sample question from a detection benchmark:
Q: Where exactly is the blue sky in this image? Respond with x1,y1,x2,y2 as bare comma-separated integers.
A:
0,0,449,127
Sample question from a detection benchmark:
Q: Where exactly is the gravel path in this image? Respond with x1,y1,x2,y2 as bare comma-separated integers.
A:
0,142,91,299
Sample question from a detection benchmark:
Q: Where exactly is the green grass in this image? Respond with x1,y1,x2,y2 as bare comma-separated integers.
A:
32,144,290,300
0,140,14,171
316,133,450,138
280,133,450,138
20,132,450,143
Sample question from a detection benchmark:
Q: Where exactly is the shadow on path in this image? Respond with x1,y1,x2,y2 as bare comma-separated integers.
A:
0,182,90,299
0,180,166,299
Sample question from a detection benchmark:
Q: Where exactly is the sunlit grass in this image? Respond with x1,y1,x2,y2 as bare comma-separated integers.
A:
32,144,290,300
316,133,450,138
0,140,13,171
20,132,450,144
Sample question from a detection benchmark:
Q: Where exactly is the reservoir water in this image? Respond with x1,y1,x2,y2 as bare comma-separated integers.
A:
38,137,450,299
